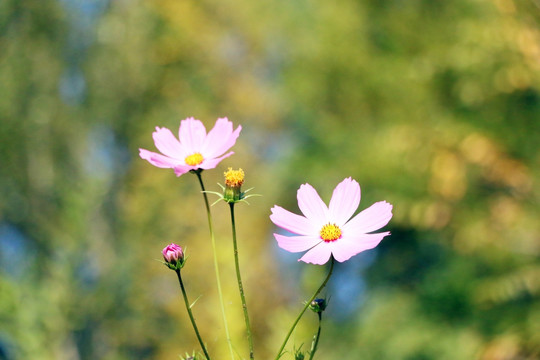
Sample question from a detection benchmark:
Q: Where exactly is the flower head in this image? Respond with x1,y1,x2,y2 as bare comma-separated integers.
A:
223,167,245,202
139,117,242,177
270,177,393,265
162,243,185,270
224,167,245,188
205,167,260,205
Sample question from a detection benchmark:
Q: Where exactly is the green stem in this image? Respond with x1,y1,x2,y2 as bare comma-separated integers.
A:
194,170,235,360
308,313,322,360
229,203,255,359
274,258,335,360
175,269,211,360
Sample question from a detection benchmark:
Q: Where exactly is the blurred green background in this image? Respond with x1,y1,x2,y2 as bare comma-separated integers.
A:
1,0,539,359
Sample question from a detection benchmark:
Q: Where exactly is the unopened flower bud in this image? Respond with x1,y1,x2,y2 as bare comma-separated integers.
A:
162,243,185,270
223,168,245,203
309,298,327,313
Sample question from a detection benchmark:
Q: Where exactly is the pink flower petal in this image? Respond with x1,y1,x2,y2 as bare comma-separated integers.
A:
343,201,393,234
202,118,242,158
139,149,180,168
298,243,332,265
198,151,234,170
329,177,361,225
297,183,329,225
201,117,231,155
152,127,186,159
274,234,322,253
270,205,316,235
331,232,390,262
173,164,194,177
179,118,207,150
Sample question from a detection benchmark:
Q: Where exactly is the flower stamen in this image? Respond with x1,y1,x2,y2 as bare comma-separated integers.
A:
320,223,342,242
224,168,245,188
185,152,204,166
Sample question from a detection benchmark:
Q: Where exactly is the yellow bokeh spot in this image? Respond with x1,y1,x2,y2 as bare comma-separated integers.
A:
185,153,204,166
320,223,342,242
224,168,244,188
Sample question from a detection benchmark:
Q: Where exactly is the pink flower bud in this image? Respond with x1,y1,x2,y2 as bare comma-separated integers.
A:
162,243,184,270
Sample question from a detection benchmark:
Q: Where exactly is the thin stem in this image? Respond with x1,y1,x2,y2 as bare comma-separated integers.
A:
175,269,211,360
274,258,335,360
308,313,322,360
229,203,254,359
194,170,235,360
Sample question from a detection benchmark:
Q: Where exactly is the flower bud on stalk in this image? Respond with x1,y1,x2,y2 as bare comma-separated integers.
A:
309,298,327,314
204,167,259,206
223,167,245,203
162,243,185,271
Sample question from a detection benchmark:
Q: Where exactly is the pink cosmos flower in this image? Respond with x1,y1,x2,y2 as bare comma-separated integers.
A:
139,117,242,177
270,177,393,265
162,243,184,265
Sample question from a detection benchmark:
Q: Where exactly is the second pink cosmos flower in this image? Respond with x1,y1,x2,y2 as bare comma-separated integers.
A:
270,177,393,265
139,117,242,177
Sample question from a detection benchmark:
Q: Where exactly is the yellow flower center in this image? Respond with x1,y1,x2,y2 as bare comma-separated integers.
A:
185,153,204,166
320,223,342,242
224,168,245,188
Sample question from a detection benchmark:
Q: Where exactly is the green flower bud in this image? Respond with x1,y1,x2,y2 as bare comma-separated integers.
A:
309,298,327,314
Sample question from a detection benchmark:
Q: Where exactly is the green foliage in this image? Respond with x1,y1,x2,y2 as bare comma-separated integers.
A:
0,0,539,359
